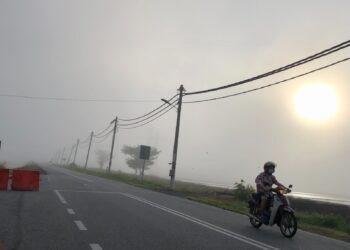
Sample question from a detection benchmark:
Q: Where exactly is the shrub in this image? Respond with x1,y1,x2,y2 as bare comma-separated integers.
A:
0,161,7,168
232,179,255,201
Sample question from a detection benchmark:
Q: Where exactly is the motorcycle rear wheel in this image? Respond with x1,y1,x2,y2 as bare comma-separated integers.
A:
279,212,297,238
249,207,262,228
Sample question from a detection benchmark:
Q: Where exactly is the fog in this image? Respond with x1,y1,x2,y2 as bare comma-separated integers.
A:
1,1,349,198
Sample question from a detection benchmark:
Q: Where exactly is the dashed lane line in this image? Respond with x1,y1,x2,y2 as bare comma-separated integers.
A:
90,243,103,250
54,190,67,204
120,193,280,250
67,208,75,215
54,189,279,250
53,167,94,183
74,220,87,231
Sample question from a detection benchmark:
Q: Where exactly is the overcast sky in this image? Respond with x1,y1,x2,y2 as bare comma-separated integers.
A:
0,0,349,198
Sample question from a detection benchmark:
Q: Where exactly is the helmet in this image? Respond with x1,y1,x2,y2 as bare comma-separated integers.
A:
264,161,276,171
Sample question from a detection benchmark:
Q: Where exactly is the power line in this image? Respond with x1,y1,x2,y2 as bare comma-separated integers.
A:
184,57,350,104
79,135,91,144
93,130,114,143
0,94,159,103
93,128,114,139
118,94,178,122
94,124,112,137
185,39,350,96
118,98,178,127
118,105,174,130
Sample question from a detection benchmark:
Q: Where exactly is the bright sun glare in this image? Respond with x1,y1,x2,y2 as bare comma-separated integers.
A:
294,84,337,122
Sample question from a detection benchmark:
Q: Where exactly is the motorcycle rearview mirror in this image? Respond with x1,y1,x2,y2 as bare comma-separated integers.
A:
288,184,293,188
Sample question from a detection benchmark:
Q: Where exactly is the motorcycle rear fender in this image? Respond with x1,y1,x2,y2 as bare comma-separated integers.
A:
282,206,294,213
248,199,256,208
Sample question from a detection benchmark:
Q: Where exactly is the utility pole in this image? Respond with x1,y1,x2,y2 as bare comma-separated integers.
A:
141,159,146,181
59,147,66,166
170,84,185,190
84,131,94,168
73,138,80,165
53,150,59,165
66,144,75,166
108,116,118,172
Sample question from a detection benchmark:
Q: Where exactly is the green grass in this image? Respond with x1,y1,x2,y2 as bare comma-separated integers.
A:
68,166,226,195
66,165,350,242
298,212,350,242
22,161,41,169
188,196,248,214
186,197,350,242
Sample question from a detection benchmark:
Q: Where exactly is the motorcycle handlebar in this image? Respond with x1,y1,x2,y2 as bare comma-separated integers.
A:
271,187,292,194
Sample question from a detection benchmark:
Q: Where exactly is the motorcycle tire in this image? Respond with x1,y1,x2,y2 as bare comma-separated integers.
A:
279,211,297,238
249,207,262,228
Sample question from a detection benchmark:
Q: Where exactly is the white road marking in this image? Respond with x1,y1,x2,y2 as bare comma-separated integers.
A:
67,208,75,215
74,220,87,231
54,190,67,204
120,193,279,250
89,243,102,250
53,189,279,249
57,190,119,194
53,167,94,182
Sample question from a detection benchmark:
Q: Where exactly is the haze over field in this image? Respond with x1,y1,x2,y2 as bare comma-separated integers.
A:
0,1,349,198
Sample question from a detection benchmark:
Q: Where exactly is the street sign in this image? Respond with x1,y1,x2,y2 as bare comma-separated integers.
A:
139,145,151,160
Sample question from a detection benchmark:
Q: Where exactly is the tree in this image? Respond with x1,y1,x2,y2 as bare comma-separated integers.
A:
121,145,161,175
95,150,110,169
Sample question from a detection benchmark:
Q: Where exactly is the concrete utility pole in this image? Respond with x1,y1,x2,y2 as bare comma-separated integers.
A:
66,144,75,166
59,147,66,166
170,84,185,190
84,131,94,168
108,116,118,172
53,150,59,165
73,138,80,165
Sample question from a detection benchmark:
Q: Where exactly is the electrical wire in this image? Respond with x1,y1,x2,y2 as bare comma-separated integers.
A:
93,130,114,143
185,39,350,96
93,128,114,139
118,98,178,126
118,105,174,130
94,123,112,137
79,135,91,144
183,57,350,104
118,94,178,122
0,94,159,103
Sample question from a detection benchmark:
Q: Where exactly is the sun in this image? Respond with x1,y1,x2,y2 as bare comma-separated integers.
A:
294,83,337,122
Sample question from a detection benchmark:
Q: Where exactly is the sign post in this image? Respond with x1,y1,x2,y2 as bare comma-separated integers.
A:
139,145,151,181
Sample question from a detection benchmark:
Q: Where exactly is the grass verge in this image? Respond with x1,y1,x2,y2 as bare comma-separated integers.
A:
17,162,47,174
65,165,350,242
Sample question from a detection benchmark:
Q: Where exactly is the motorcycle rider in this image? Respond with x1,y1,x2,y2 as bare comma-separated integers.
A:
255,162,287,216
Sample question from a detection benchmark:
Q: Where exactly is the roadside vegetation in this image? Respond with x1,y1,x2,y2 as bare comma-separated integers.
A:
0,161,7,169
66,165,350,242
16,162,47,174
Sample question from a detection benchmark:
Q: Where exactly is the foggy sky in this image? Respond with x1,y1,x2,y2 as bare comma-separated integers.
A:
1,0,349,198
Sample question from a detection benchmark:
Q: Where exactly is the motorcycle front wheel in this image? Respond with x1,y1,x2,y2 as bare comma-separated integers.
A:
279,212,297,238
249,207,262,228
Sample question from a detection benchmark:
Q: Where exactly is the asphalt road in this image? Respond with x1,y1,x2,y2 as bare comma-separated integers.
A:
0,166,349,250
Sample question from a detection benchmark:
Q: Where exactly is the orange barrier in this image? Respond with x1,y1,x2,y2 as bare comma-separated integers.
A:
12,169,40,191
0,169,9,191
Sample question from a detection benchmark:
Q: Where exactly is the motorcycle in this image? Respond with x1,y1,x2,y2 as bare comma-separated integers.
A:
247,185,297,238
